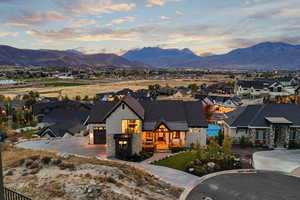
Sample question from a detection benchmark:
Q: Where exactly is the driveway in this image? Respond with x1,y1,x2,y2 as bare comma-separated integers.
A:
16,137,107,158
253,150,300,173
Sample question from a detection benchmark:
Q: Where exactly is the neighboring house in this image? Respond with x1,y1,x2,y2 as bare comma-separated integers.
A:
96,92,116,102
235,80,295,98
87,95,208,158
173,88,191,98
0,100,24,111
39,121,85,138
277,77,298,87
196,95,242,113
33,100,91,137
223,104,300,148
33,99,91,122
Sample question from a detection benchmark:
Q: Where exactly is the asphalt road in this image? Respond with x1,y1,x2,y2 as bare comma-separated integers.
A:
184,170,300,200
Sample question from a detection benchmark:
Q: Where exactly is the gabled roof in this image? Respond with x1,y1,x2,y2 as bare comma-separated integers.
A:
237,80,271,89
88,97,208,129
42,107,89,124
39,121,84,137
88,101,117,124
33,100,91,115
225,104,300,127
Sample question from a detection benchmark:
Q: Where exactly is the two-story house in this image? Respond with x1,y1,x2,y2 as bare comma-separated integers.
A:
87,95,208,158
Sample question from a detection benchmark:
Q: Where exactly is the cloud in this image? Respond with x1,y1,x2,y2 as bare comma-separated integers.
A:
0,30,18,37
27,28,78,39
175,10,184,16
104,16,136,27
69,19,96,27
5,11,65,27
146,0,184,7
60,0,136,15
273,8,300,19
160,16,171,20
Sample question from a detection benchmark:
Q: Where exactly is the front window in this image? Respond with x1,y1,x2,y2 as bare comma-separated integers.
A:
289,132,297,140
255,130,266,141
173,132,180,139
289,128,299,140
122,120,140,133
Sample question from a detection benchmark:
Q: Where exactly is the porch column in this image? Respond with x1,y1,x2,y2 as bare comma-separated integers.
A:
269,125,275,149
285,126,290,149
249,128,256,146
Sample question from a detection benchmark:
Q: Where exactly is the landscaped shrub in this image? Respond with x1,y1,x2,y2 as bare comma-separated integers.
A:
288,140,300,149
41,156,52,165
239,136,253,148
183,136,241,177
58,162,75,170
170,147,187,153
123,150,153,162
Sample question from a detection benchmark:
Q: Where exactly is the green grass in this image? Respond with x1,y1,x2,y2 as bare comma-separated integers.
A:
45,82,85,87
21,129,39,135
154,151,197,171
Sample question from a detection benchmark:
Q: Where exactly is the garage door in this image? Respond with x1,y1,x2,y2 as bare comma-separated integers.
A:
93,127,106,144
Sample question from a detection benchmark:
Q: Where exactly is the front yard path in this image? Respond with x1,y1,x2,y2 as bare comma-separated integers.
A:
136,163,199,189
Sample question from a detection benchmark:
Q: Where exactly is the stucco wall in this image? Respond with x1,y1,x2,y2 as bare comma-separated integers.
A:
106,103,142,157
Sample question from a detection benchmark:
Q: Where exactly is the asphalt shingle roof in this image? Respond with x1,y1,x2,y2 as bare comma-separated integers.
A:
88,97,208,130
225,104,300,127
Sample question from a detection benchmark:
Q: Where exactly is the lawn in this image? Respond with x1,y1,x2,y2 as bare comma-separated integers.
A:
154,151,197,170
45,82,85,87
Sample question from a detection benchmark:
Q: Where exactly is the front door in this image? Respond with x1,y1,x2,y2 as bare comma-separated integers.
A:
156,132,169,150
274,126,285,148
115,139,132,159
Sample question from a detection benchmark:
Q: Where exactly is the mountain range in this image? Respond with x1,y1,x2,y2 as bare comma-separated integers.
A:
122,42,300,69
0,45,146,68
1,42,300,69
123,47,199,67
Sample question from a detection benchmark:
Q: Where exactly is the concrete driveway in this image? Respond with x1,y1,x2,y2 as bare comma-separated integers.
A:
253,150,300,173
16,137,107,158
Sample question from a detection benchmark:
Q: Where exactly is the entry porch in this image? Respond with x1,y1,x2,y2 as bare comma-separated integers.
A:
142,125,186,151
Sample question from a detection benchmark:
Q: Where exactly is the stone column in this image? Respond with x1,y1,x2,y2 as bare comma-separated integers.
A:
285,126,290,149
132,133,142,155
269,125,275,149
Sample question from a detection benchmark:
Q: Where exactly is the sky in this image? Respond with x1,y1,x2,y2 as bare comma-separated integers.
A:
0,0,300,56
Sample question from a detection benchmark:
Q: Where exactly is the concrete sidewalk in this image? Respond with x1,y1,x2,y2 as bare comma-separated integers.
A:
137,163,199,189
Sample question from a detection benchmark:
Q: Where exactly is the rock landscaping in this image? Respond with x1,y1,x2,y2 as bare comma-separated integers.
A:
3,144,182,200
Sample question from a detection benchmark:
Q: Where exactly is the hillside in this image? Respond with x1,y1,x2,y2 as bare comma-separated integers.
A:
0,45,145,68
182,42,300,69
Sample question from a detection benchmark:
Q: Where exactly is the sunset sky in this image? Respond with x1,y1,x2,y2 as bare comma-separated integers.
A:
0,0,299,55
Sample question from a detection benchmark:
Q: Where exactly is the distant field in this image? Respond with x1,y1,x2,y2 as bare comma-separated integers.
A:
0,76,229,99
45,82,85,87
